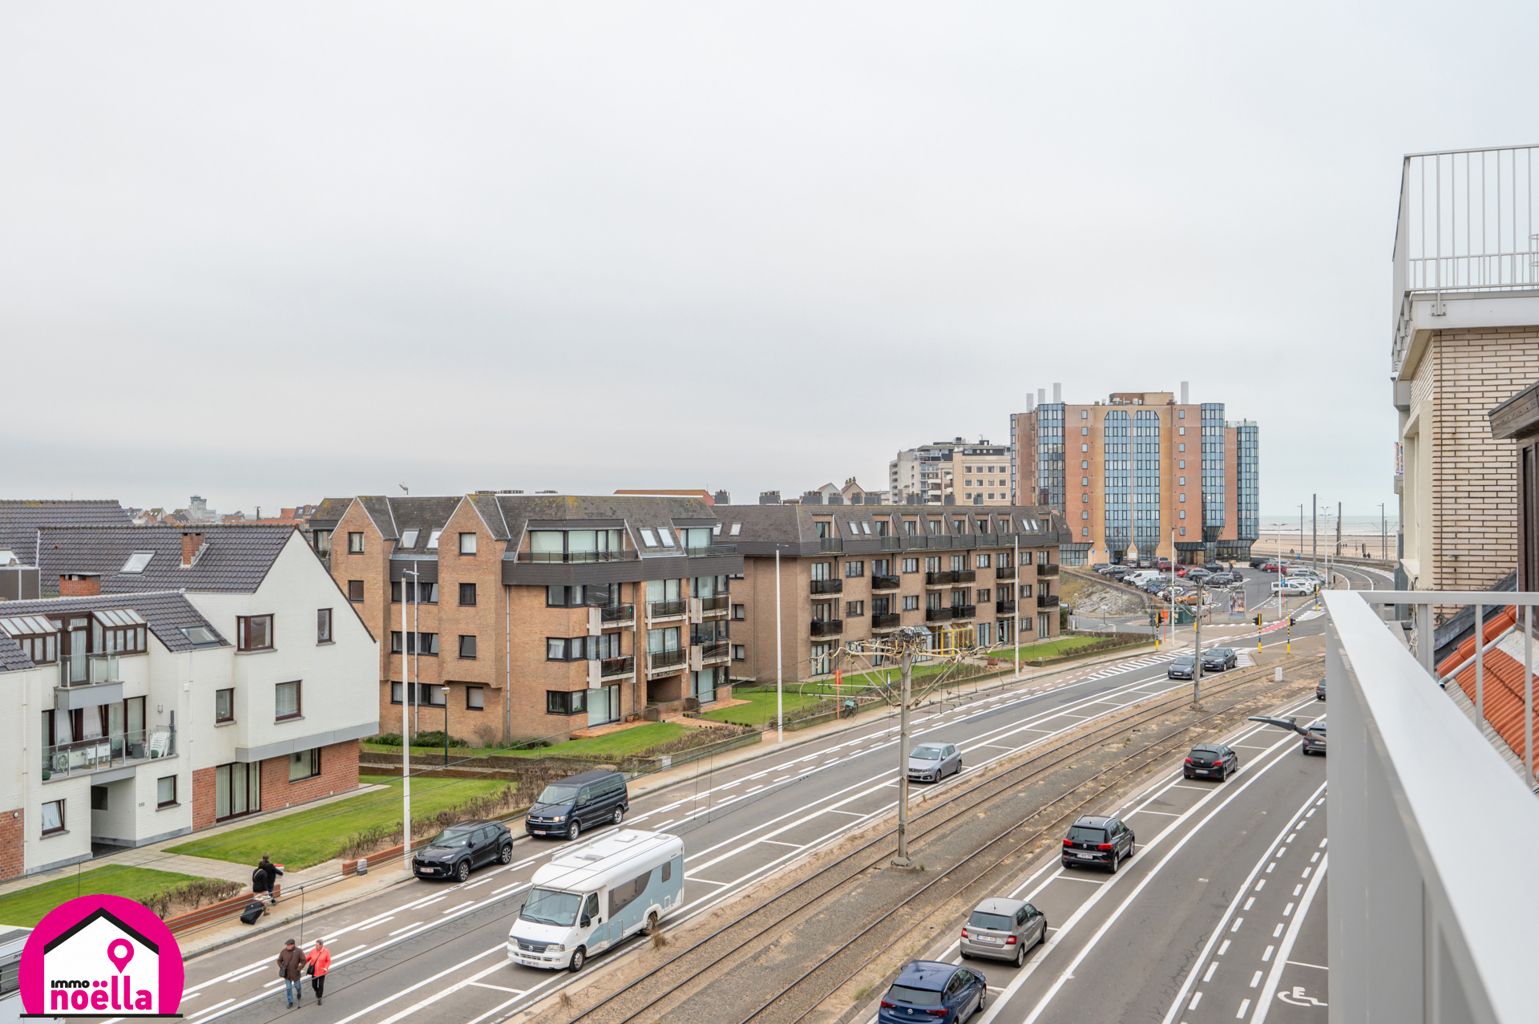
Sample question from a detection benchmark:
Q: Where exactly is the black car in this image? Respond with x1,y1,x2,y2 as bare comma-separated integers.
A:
1092,563,1112,574
1200,646,1238,672
1204,562,1228,573
1062,814,1135,872
1106,566,1131,579
412,820,513,881
1184,743,1238,781
1249,555,1270,569
1167,654,1195,680
525,769,629,840
1316,678,1327,701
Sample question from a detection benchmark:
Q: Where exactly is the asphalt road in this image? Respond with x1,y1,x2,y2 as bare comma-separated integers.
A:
145,583,1324,1024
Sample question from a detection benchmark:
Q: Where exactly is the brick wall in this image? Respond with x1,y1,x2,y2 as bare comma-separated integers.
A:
0,808,23,881
191,766,217,829
257,740,360,813
1429,328,1539,595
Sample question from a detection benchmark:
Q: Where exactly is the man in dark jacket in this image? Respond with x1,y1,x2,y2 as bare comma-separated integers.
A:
276,939,304,1008
253,855,282,905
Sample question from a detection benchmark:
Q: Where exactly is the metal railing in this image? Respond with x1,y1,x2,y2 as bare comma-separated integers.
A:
1325,590,1538,1024
57,653,122,688
995,566,1016,581
1037,593,1060,608
924,570,957,586
1038,562,1060,576
818,538,843,553
599,656,634,678
524,549,637,564
700,595,729,614
871,613,900,629
646,649,686,671
810,579,843,595
870,574,900,590
925,607,954,622
995,600,1016,614
686,543,738,557
809,619,843,638
599,604,635,623
1391,145,1539,373
43,728,175,779
647,600,686,618
952,603,977,619
700,641,730,662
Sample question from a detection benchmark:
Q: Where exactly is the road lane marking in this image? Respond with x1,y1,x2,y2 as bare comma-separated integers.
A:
1286,959,1328,971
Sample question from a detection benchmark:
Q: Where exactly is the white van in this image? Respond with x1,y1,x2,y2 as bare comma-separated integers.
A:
507,829,684,972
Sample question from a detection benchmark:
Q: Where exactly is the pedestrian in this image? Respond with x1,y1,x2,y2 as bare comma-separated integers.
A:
306,939,331,1006
253,855,282,905
276,939,304,1009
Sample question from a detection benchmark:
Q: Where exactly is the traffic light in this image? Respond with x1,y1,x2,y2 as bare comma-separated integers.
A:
1254,613,1263,627
1289,615,1296,628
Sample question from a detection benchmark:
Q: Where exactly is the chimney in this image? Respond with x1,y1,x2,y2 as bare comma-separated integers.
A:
1180,380,1190,404
713,489,731,505
1037,387,1046,407
59,572,102,597
181,531,205,568
1052,382,1062,403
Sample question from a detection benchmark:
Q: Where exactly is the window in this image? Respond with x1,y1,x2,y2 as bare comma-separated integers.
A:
399,529,420,548
275,681,301,720
157,775,177,808
657,527,675,547
316,608,332,644
348,579,365,602
41,800,64,836
348,532,364,553
237,615,273,652
427,530,442,549
640,528,658,546
288,748,321,781
390,682,445,706
547,690,587,715
389,631,439,655
391,580,439,604
977,589,990,602
732,604,745,620
845,560,864,578
121,551,153,574
1081,460,1090,470
459,635,477,659
1178,443,1186,453
976,554,990,568
466,685,485,710
902,595,920,611
459,582,477,606
902,558,919,574
1178,476,1186,486
215,688,235,723
546,637,593,661
459,532,477,555
91,788,108,812
845,600,865,617
732,644,746,661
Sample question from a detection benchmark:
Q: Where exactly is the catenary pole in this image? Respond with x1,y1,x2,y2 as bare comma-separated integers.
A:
1013,533,1021,677
1192,578,1204,706
894,642,914,866
774,547,783,743
401,568,413,872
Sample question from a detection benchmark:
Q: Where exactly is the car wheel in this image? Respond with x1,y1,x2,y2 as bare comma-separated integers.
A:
567,819,581,841
455,860,471,883
644,911,660,936
959,950,971,960
612,806,624,826
1014,941,1026,967
498,844,513,864
1109,850,1120,874
976,986,987,1015
568,946,586,972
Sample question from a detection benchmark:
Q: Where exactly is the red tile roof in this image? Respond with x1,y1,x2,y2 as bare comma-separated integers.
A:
1437,607,1538,767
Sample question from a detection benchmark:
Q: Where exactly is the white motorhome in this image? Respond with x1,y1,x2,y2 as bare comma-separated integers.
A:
507,830,683,972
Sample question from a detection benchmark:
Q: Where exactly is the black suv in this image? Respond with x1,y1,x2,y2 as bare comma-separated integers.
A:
1249,555,1269,569
1201,646,1238,672
1184,743,1238,781
1062,815,1135,873
412,820,513,882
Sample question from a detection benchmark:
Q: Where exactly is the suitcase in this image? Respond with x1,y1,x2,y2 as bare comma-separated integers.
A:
239,900,266,925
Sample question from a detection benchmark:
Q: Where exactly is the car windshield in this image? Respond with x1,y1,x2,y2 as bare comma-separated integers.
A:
1067,825,1106,843
911,746,943,760
1173,656,1193,666
1309,724,1327,735
885,984,943,1007
520,887,583,927
968,910,1015,931
429,828,474,847
536,784,581,805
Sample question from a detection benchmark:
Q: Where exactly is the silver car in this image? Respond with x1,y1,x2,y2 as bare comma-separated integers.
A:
959,897,1047,967
907,743,961,783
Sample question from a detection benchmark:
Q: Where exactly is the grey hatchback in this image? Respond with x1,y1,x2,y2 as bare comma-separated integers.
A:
907,743,962,783
959,897,1047,967
1302,719,1327,756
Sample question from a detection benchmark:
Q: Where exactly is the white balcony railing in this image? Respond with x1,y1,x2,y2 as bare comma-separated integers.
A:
1391,145,1539,373
1325,590,1539,1024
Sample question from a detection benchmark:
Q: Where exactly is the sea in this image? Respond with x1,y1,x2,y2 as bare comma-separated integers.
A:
1260,514,1397,536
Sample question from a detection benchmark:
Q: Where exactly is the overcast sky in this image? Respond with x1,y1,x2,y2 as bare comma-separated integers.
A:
3,2,1535,519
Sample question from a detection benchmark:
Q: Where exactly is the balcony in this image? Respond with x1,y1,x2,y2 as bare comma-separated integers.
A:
648,600,687,620
871,612,900,629
587,604,635,634
871,574,900,591
811,579,843,595
700,640,730,664
925,570,957,586
952,604,977,620
686,543,738,557
525,549,637,564
996,599,1016,614
701,595,729,616
646,649,687,675
588,656,635,686
1038,562,1060,577
55,654,127,711
43,728,175,780
1037,593,1060,609
955,569,977,583
925,607,954,622
995,566,1016,581
818,537,843,553
810,618,844,638
879,537,903,551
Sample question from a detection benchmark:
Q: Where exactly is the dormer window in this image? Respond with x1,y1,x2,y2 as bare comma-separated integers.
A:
656,527,675,547
121,551,153,574
426,530,442,550
0,615,58,664
93,609,147,655
399,529,420,548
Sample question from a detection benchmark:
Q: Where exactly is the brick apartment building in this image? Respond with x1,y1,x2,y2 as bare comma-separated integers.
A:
312,493,744,744
0,524,377,878
1010,384,1259,567
717,504,1067,683
1391,145,1539,602
889,438,1014,506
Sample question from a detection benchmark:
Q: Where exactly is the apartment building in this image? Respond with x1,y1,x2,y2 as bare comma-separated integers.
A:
717,504,1066,684
0,525,376,878
322,494,743,744
1010,384,1259,566
889,439,1013,506
1391,145,1539,601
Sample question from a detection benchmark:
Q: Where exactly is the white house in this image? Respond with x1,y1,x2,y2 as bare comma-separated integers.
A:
0,526,377,878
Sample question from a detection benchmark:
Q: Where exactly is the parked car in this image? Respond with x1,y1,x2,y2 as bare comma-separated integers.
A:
1302,719,1328,755
1155,558,1171,571
1155,586,1186,601
1261,561,1290,574
1174,565,1191,577
413,820,514,881
1249,555,1271,569
1106,566,1132,579
1092,563,1112,574
1061,814,1135,872
1316,678,1327,701
1272,579,1312,597
1207,572,1239,587
1167,654,1196,680
1287,567,1321,579
1204,562,1228,573
1200,646,1238,672
1186,568,1212,582
1183,743,1239,781
525,769,629,840
960,897,1047,967
907,743,962,783
878,961,987,1023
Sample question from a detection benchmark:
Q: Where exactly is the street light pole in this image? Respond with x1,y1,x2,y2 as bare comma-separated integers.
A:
774,547,783,744
1297,503,1304,558
1380,502,1387,562
441,686,449,767
401,567,417,874
1013,534,1021,678
1192,578,1204,706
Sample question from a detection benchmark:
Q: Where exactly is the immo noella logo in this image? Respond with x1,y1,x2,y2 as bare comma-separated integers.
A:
20,894,184,1018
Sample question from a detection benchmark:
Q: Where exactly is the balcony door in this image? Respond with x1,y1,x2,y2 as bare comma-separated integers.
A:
61,618,89,685
587,684,620,727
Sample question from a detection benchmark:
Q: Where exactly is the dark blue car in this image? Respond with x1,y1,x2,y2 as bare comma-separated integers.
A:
878,960,987,1023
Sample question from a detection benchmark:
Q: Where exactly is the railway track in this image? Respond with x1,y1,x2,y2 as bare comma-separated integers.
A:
558,656,1323,1024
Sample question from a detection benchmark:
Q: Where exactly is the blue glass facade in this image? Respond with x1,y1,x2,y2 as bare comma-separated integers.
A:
1035,403,1065,511
1235,421,1259,542
1102,410,1130,558
1200,403,1226,544
1133,409,1161,555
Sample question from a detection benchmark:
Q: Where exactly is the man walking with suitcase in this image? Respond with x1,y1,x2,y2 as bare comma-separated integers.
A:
276,939,304,1009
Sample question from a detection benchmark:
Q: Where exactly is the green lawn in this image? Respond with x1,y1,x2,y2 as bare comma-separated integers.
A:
0,865,198,928
364,722,692,761
166,775,510,869
699,689,830,725
999,635,1124,661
